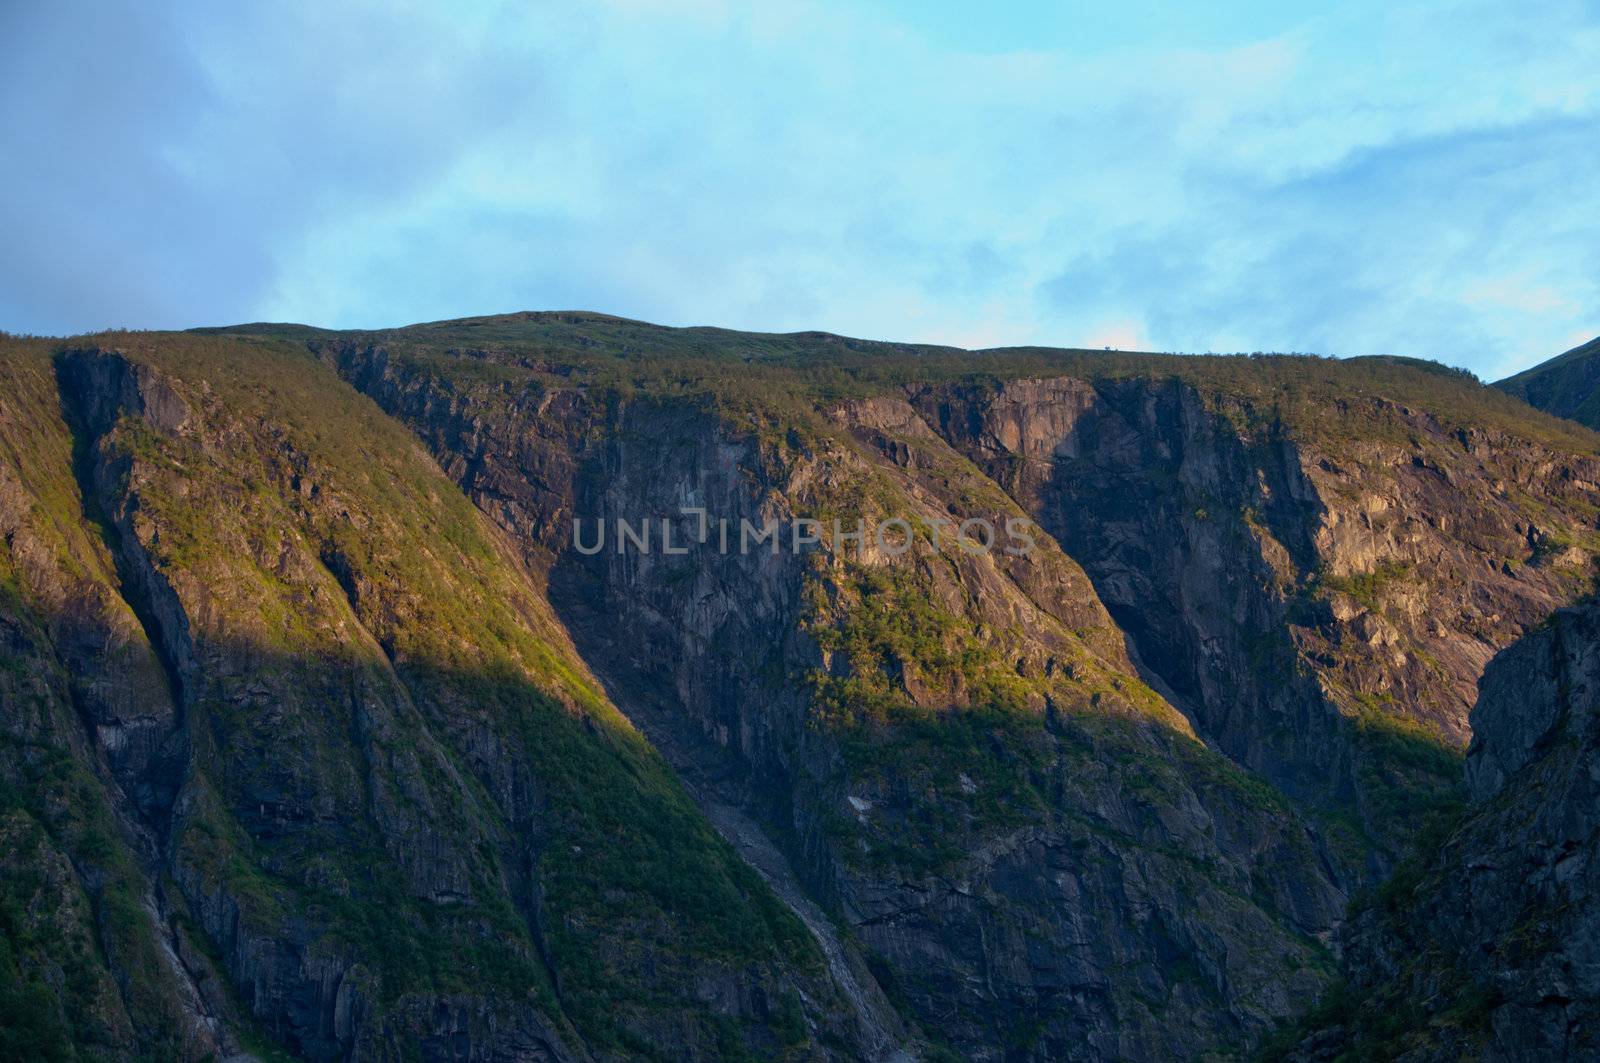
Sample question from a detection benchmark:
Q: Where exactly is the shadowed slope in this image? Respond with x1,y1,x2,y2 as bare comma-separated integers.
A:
1496,335,1600,429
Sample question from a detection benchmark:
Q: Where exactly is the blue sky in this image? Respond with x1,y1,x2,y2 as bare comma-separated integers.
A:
2,1,1596,378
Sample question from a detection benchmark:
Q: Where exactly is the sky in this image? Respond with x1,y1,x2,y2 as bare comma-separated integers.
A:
1,1,1596,379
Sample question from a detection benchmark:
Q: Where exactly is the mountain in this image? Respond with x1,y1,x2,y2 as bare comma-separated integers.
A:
3,313,1599,1060
1496,335,1600,428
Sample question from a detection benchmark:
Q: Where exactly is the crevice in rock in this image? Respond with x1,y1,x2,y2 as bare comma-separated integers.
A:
54,349,201,718
0,354,237,1058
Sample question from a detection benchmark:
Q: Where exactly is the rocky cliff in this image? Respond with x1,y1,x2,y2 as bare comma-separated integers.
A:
910,370,1600,866
1,334,867,1061
1279,601,1600,1059
329,344,1349,1059
4,314,1600,1060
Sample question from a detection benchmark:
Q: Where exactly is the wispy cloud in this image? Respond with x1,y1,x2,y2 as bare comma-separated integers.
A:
2,0,1595,377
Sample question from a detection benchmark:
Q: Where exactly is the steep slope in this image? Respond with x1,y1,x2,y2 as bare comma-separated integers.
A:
319,334,1362,1059
1,337,244,1060
1497,335,1600,429
301,315,1600,1057
296,317,1600,852
1,333,872,1060
11,312,1600,1060
1279,601,1600,1060
912,366,1600,864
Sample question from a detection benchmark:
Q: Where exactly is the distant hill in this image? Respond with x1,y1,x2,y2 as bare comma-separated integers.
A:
1495,335,1600,428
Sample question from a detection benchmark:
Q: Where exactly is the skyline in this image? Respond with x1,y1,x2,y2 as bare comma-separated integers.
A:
3,0,1596,379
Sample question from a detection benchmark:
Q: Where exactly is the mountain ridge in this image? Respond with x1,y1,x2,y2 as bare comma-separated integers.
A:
3,314,1600,1060
1495,334,1600,430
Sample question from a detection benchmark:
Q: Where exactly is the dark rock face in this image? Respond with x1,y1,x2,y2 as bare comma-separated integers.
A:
332,350,1350,1060
1288,603,1600,1060
910,378,1339,802
911,375,1600,865
1461,607,1600,1052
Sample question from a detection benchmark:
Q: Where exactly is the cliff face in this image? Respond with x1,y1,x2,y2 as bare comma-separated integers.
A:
1455,605,1600,1055
1,335,865,1061
0,341,231,1060
911,374,1600,865
334,349,1348,1060
1284,603,1600,1060
5,316,1600,1061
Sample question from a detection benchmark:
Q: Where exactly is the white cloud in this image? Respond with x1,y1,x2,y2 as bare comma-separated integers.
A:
3,0,1596,378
